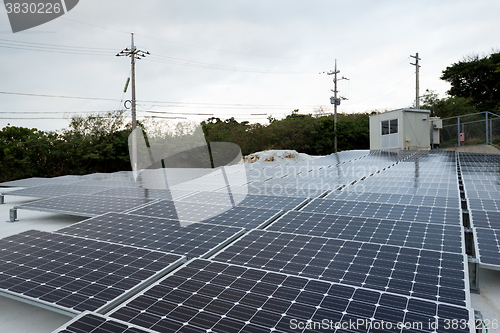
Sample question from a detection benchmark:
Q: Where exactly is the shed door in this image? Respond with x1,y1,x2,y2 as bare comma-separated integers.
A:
381,119,399,149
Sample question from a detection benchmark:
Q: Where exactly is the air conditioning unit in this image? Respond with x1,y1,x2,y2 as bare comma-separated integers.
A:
432,119,442,129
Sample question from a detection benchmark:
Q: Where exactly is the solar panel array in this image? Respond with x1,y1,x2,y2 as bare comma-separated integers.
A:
1,149,495,332
460,153,500,268
107,259,472,333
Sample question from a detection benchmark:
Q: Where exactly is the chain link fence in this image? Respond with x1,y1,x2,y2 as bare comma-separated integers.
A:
437,112,500,148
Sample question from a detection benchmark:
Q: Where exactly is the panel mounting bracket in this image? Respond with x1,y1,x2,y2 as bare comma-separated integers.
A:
7,207,17,223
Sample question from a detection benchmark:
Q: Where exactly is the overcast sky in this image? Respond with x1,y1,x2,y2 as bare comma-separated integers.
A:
1,0,499,132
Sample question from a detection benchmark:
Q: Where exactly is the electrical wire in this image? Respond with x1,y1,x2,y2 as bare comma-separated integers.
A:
0,39,113,56
145,55,307,74
59,17,298,60
0,91,121,102
345,72,415,105
0,90,324,112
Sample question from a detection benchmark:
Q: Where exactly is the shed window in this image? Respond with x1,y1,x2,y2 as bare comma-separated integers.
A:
382,119,398,135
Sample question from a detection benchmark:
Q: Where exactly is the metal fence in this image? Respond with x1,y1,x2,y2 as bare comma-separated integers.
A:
436,111,500,149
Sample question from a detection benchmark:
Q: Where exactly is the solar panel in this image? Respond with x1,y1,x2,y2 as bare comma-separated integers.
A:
325,191,459,209
338,185,460,197
107,258,473,333
3,184,112,198
53,311,155,333
267,211,464,253
71,179,139,188
92,187,194,200
14,194,156,217
474,228,500,268
467,198,500,212
0,230,185,315
465,189,500,200
179,191,309,211
301,198,462,225
470,210,500,229
129,200,282,229
222,182,327,198
0,176,81,188
212,230,469,306
57,212,245,259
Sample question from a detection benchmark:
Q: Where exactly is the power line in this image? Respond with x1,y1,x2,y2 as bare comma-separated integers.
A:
0,91,120,101
0,90,324,110
59,17,298,60
0,38,116,51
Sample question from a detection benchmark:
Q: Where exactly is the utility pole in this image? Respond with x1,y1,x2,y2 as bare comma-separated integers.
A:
410,53,421,109
321,59,349,153
117,33,150,171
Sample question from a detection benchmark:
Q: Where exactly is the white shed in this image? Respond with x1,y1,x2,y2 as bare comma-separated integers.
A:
369,108,431,150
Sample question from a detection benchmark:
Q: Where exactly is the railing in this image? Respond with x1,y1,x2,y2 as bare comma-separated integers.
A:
435,111,500,149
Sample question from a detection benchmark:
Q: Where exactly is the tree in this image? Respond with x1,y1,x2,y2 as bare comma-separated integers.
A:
419,89,477,118
440,51,500,112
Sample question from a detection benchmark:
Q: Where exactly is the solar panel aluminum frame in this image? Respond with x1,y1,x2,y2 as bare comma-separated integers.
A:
105,258,476,333
0,241,187,317
52,311,159,333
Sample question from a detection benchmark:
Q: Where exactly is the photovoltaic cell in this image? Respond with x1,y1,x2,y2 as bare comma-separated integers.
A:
108,259,473,333
301,198,461,225
267,211,463,253
58,212,245,259
0,230,184,314
129,200,282,229
180,191,308,211
212,230,468,306
14,194,155,217
53,311,155,333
